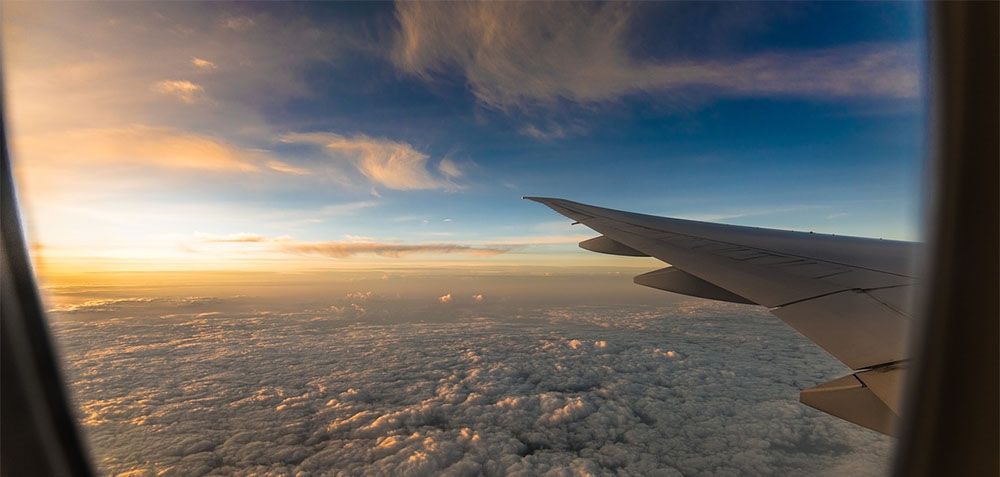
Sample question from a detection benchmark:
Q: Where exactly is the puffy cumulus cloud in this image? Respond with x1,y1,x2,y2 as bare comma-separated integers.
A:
346,291,374,301
152,80,206,104
281,133,462,191
472,293,485,303
51,297,891,476
438,293,453,304
393,2,920,110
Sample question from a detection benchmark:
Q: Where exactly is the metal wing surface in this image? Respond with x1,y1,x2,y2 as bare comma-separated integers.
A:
527,197,920,435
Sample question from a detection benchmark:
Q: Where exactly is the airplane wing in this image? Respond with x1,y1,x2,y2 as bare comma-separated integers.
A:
526,197,919,436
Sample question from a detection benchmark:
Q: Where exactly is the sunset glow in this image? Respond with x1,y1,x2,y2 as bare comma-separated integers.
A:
5,2,924,281
3,3,925,473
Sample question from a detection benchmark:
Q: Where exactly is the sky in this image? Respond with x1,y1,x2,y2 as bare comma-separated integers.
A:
3,1,927,279
3,3,925,474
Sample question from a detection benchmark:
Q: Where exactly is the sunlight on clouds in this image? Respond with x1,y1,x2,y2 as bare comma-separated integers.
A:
393,3,920,110
281,133,461,191
152,79,206,104
282,241,509,259
266,160,310,176
194,232,290,243
2,2,923,275
437,158,463,179
19,126,261,172
46,291,892,475
191,232,511,259
191,57,217,70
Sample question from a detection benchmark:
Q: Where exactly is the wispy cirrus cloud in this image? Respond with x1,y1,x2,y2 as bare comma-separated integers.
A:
152,80,206,104
284,242,507,258
281,133,463,191
191,57,217,70
20,126,265,173
220,15,256,32
393,2,920,111
194,232,509,258
265,160,310,176
194,232,290,243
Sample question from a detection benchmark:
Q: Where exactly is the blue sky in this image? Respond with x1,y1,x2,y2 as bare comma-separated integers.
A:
4,1,927,271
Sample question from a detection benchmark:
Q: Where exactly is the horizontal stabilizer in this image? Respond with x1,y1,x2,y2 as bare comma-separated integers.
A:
579,236,649,257
800,373,899,436
633,267,755,304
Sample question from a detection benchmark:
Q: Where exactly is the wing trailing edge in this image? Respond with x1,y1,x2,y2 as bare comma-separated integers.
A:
634,267,755,304
800,372,899,436
526,196,918,435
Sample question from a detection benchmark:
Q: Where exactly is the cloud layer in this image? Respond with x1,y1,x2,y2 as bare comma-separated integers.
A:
51,295,891,476
394,3,920,110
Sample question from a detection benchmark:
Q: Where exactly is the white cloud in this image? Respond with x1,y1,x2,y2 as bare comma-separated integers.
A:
266,160,310,176
281,133,461,191
191,57,217,70
393,3,920,110
437,158,463,179
152,80,206,104
50,298,892,475
438,293,452,304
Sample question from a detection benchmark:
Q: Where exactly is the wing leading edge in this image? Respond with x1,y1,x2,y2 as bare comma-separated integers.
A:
526,197,918,435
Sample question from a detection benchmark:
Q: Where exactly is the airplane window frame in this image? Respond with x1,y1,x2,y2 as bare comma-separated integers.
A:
0,3,996,476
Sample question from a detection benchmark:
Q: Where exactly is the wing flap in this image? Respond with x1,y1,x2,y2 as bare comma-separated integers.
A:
855,364,906,412
579,236,649,257
800,374,899,436
771,290,909,369
633,267,754,304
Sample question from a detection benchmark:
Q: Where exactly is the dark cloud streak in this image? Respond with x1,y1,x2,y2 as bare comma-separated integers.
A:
282,241,510,258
